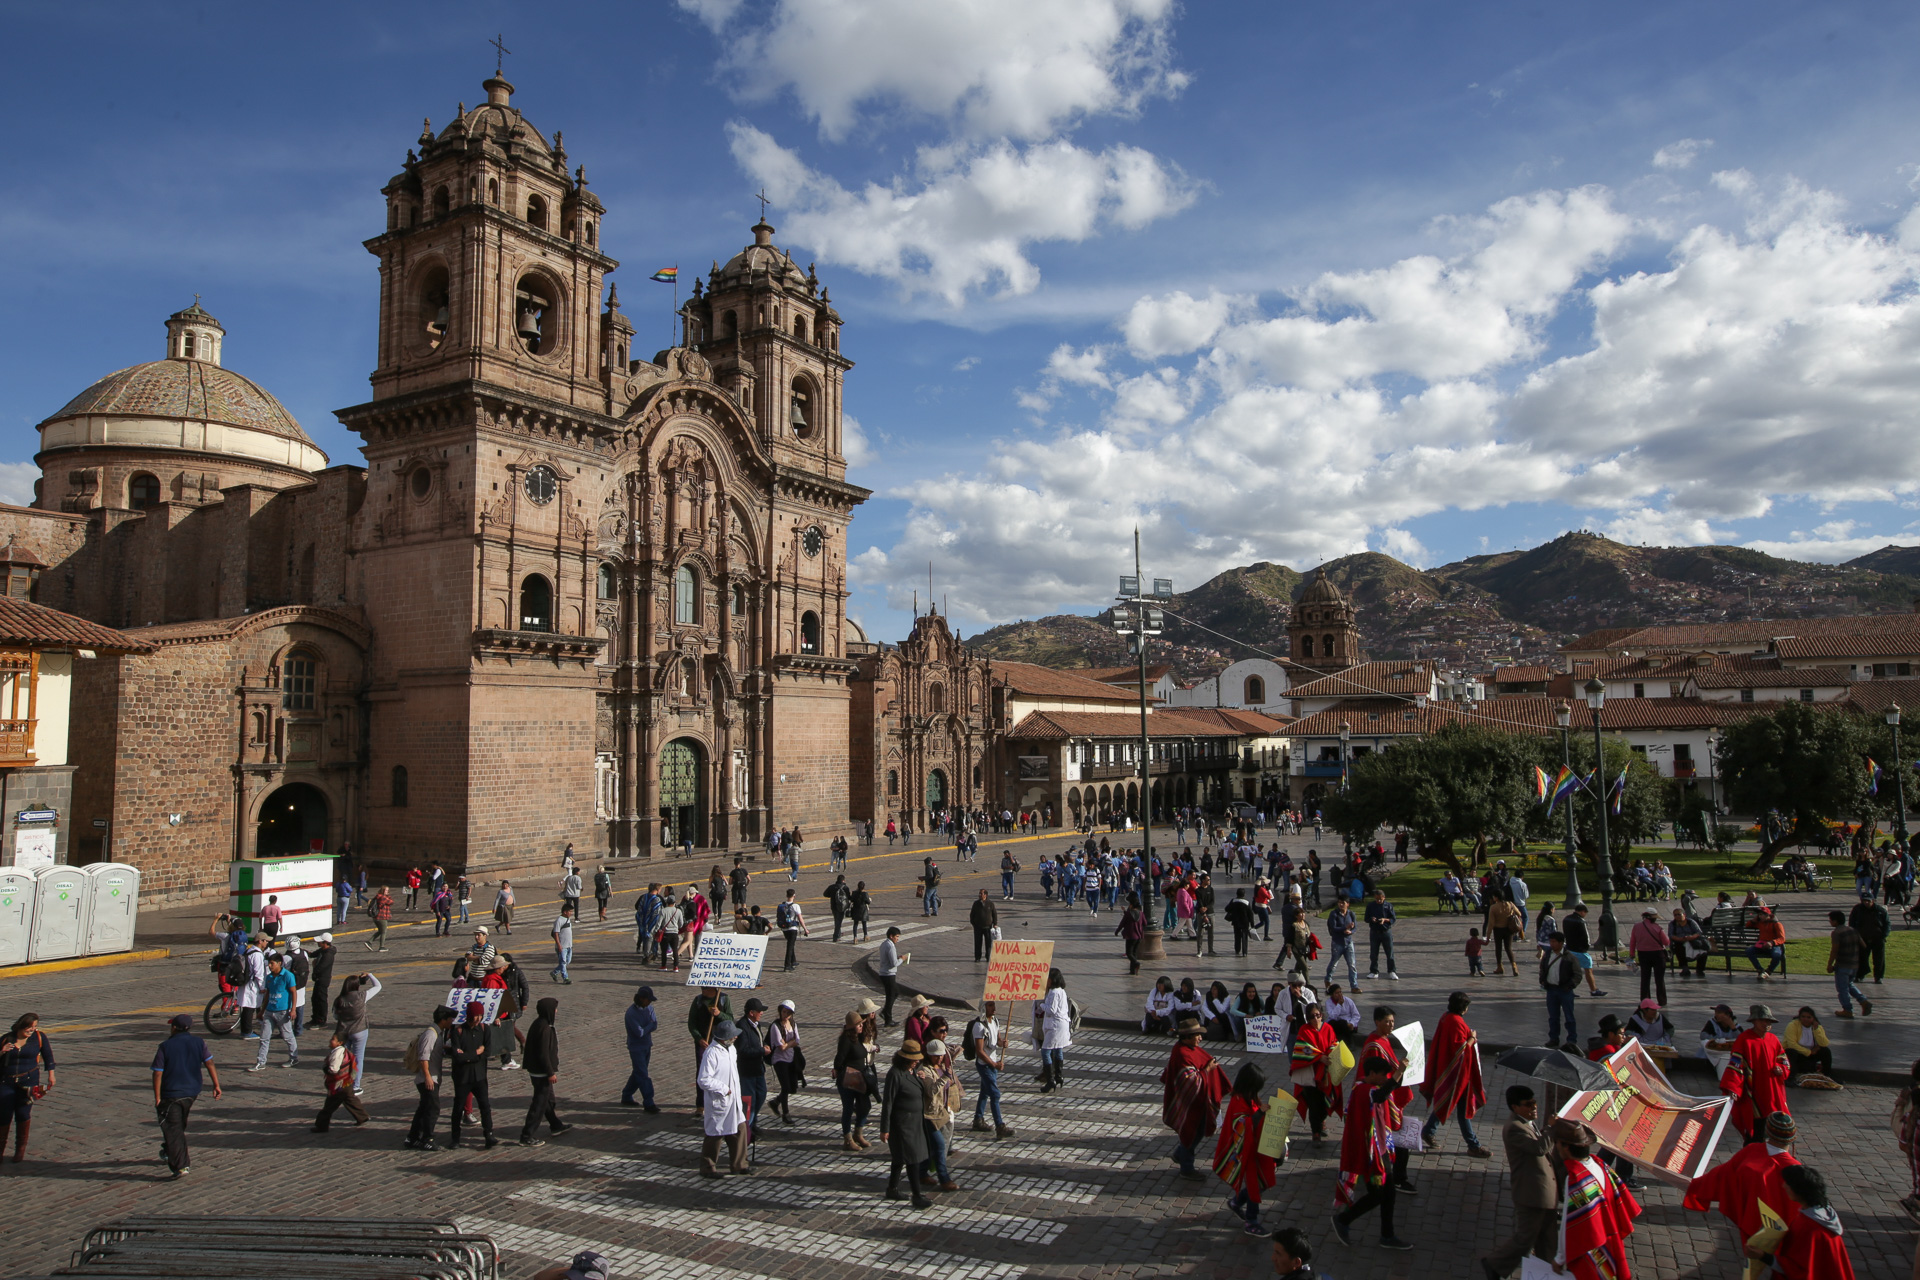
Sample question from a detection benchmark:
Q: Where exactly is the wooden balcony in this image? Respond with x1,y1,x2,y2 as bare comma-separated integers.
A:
0,718,37,767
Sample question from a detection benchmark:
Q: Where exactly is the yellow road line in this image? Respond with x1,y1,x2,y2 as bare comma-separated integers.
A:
0,948,171,980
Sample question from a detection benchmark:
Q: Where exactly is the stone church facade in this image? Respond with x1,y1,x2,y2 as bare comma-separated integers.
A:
848,611,994,833
7,73,867,900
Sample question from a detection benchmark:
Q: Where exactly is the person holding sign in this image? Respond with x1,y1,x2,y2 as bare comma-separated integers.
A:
1214,1061,1280,1237
1683,1110,1800,1265
1746,1164,1857,1279
1552,1118,1641,1280
1331,1054,1413,1250
1420,992,1490,1158
1161,1015,1229,1180
1359,1007,1417,1196
1289,1002,1343,1143
1479,1086,1558,1280
1723,1004,1792,1144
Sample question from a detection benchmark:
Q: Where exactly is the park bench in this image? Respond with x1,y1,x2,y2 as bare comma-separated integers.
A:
1706,903,1789,976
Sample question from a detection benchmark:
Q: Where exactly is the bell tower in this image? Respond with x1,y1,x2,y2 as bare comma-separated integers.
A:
364,73,619,412
1289,571,1364,670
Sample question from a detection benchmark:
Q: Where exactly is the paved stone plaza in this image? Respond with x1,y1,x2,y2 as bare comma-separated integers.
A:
3,834,1915,1279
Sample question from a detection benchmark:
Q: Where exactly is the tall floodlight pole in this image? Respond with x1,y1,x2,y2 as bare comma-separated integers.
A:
1112,531,1171,962
1888,705,1908,844
1555,701,1583,908
1585,678,1617,953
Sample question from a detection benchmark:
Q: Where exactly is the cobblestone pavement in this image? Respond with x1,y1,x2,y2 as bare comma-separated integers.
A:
1,834,1914,1279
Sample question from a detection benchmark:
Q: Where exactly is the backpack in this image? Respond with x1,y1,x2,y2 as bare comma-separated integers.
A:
402,1030,424,1074
962,1018,982,1061
223,950,249,987
776,901,798,931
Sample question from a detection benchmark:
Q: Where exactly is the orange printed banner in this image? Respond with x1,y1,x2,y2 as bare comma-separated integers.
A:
983,939,1055,1004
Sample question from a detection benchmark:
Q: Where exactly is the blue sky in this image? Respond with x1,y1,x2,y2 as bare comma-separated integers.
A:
9,1,1920,644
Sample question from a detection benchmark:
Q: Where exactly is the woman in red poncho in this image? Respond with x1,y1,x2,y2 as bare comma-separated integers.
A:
1214,1060,1281,1238
1289,1001,1343,1142
1161,1014,1228,1180
1420,991,1490,1156
1553,1118,1642,1280
1748,1164,1856,1280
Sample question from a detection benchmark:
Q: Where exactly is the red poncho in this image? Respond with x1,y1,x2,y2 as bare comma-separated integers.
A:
1213,1092,1278,1203
1720,1029,1791,1137
1290,1021,1344,1116
1769,1204,1857,1280
1160,1042,1227,1147
1682,1141,1799,1240
1560,1154,1642,1280
1360,1030,1414,1108
1334,1077,1402,1208
1420,1011,1485,1123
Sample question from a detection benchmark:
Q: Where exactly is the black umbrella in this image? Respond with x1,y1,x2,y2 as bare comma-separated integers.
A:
1495,1045,1616,1092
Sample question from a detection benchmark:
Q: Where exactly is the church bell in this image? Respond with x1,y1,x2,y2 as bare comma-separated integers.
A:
789,394,807,430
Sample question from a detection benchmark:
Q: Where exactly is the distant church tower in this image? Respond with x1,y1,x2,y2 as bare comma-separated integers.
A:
1289,571,1363,669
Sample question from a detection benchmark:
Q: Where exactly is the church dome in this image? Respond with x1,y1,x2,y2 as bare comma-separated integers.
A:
712,220,811,294
1298,571,1346,604
35,304,327,474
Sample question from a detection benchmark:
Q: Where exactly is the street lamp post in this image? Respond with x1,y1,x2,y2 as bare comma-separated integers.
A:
1338,722,1351,793
1555,701,1583,908
1887,705,1908,844
1584,678,1618,954
1111,531,1171,962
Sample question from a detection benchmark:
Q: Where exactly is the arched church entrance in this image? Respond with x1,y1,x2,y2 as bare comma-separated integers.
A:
927,768,948,815
660,739,706,849
256,782,330,856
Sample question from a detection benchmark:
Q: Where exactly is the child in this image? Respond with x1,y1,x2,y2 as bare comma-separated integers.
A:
1214,1060,1280,1237
1466,928,1485,977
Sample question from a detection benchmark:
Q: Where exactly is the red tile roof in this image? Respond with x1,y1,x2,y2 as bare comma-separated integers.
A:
0,598,151,654
1286,660,1438,700
1005,710,1247,741
993,661,1142,703
1567,614,1920,655
1080,663,1175,684
1691,664,1852,690
1772,632,1920,660
1286,694,1759,739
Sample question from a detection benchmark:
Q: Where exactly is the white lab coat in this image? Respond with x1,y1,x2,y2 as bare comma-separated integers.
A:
238,947,267,1010
698,1042,745,1136
1041,987,1073,1051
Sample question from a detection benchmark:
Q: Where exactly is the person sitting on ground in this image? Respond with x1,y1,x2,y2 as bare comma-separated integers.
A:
1170,978,1204,1024
1783,1006,1834,1081
1231,982,1264,1041
1625,998,1675,1046
1142,977,1177,1036
1202,981,1236,1041
1322,983,1361,1039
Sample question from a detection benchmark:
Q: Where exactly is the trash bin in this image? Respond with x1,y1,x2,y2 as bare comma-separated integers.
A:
82,862,140,955
0,868,35,967
28,865,91,963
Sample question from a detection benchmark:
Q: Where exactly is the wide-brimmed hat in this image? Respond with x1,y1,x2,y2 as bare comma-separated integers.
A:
1549,1118,1595,1146
1749,1004,1776,1023
910,994,935,1010
855,998,880,1017
712,1019,740,1042
898,1039,925,1060
1174,1015,1204,1037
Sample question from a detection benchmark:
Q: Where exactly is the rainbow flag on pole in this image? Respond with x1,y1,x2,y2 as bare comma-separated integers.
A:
1533,766,1552,803
1867,757,1883,796
1547,765,1579,813
1610,767,1628,815
650,266,678,282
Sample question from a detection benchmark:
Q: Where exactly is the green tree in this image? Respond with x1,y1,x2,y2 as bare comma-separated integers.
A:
1323,723,1538,877
1526,737,1672,892
1717,702,1873,870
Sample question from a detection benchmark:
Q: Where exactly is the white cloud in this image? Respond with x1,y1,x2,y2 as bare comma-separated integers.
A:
729,124,1195,303
1652,138,1713,171
854,177,1920,623
679,0,1188,142
0,464,37,507
1742,530,1916,563
1376,527,1433,566
841,412,876,468
952,356,979,372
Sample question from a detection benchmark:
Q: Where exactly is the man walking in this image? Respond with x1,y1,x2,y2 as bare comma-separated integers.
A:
970,1001,1015,1138
447,1001,500,1149
519,997,571,1147
1160,1014,1228,1179
1826,909,1874,1018
698,1020,749,1177
1324,898,1360,993
621,986,659,1112
311,1030,371,1133
248,953,299,1071
593,866,612,922
776,889,808,971
1193,872,1216,957
1849,892,1890,983
826,875,852,943
1480,1085,1557,1278
1365,889,1400,980
921,858,941,916
1000,849,1018,899
333,875,353,927
550,903,575,984
729,857,751,913
560,867,582,917
1224,889,1254,957
405,1006,453,1151
1562,902,1605,996
876,927,905,1026
970,888,998,962
688,986,735,1115
151,1013,219,1178
737,998,770,1156
1540,931,1581,1051
237,933,267,1038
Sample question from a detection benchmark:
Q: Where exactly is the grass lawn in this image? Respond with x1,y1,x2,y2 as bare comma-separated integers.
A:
1783,929,1920,982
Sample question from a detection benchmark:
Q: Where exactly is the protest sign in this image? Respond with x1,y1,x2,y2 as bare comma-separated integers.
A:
1556,1038,1734,1187
445,988,502,1025
1392,1020,1426,1087
1257,1088,1300,1158
686,933,769,989
983,939,1055,1003
1243,1015,1289,1054
1325,1039,1356,1091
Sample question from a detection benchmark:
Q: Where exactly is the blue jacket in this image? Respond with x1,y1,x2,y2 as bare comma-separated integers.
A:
263,968,296,1013
625,1002,656,1051
1365,901,1398,933
1327,909,1356,942
635,892,662,936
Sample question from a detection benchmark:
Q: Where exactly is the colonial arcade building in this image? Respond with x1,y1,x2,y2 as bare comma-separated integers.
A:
4,73,866,900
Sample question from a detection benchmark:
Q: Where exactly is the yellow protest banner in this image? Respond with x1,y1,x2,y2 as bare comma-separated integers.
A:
1744,1199,1788,1280
983,939,1055,1004
1258,1089,1300,1159
1325,1040,1356,1091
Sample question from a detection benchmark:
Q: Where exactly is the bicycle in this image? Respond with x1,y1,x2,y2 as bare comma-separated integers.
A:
203,985,240,1036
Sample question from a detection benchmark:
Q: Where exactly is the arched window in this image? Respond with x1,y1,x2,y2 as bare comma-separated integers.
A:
789,378,813,437
180,331,196,358
674,565,696,625
731,584,746,616
973,764,982,786
800,611,820,655
928,684,945,713
1322,634,1336,657
519,574,553,632
722,311,738,338
129,472,161,511
1244,675,1265,704
488,178,499,205
1298,635,1314,658
391,765,409,808
526,193,548,229
794,316,809,344
597,563,614,600
432,186,450,218
282,650,317,711
585,221,596,246
887,769,899,797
